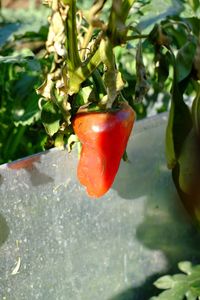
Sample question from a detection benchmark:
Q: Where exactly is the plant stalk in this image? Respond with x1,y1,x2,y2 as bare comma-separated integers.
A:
121,0,135,23
63,0,81,70
126,34,149,41
107,0,135,44
69,46,102,94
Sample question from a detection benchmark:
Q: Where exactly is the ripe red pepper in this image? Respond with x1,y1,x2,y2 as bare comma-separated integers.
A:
72,102,135,198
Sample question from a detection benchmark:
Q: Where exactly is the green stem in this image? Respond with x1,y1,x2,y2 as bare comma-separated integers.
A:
64,0,81,70
121,0,135,23
82,47,102,75
107,0,121,42
66,0,135,94
69,47,102,94
107,0,135,44
126,34,149,41
92,69,106,95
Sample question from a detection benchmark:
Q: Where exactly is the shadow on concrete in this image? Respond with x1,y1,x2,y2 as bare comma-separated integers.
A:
8,155,54,186
0,214,9,247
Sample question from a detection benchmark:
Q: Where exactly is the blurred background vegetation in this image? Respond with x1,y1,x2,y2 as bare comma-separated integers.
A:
0,0,199,164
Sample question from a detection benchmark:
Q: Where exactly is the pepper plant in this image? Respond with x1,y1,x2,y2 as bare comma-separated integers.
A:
36,0,200,201
1,0,200,298
1,0,200,203
37,0,141,134
37,0,148,197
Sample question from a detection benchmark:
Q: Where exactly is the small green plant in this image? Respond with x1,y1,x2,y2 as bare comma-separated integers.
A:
151,261,200,300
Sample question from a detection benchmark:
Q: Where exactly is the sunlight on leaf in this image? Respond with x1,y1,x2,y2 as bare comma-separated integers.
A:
151,262,200,299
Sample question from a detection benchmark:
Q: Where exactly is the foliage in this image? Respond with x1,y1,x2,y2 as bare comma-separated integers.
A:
151,262,200,300
0,52,46,164
0,5,50,164
0,0,199,173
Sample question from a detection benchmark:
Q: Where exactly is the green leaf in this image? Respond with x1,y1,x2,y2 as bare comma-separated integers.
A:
185,291,198,300
0,8,49,47
136,0,183,33
0,54,32,64
12,74,38,100
165,99,176,169
178,129,199,194
0,50,41,72
176,37,197,82
170,85,200,213
55,133,65,149
188,0,200,12
181,1,200,18
41,101,61,136
191,83,200,136
165,87,192,169
165,54,192,169
154,275,175,289
178,262,192,275
11,73,41,126
0,23,20,48
78,86,93,104
184,18,200,37
151,262,200,300
156,52,170,88
171,126,200,224
14,107,40,127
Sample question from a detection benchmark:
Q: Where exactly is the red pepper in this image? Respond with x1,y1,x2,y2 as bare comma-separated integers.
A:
72,102,135,198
